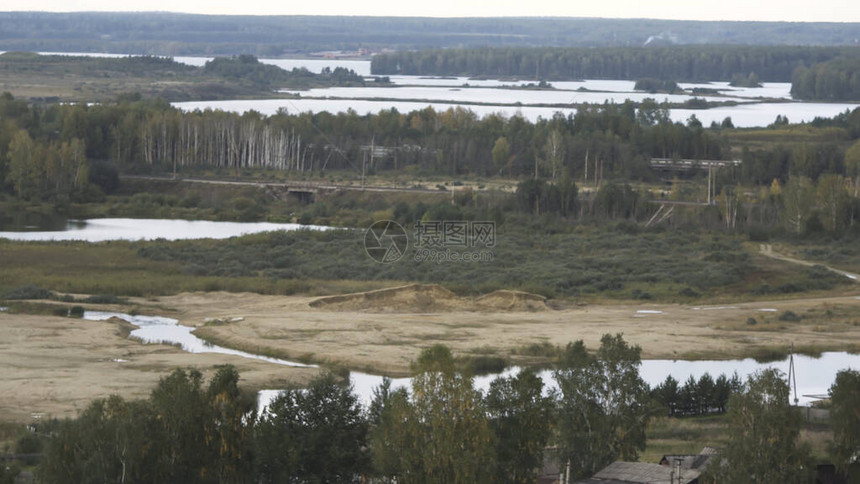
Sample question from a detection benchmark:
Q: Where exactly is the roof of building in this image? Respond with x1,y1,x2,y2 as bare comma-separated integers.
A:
659,447,719,470
578,461,701,484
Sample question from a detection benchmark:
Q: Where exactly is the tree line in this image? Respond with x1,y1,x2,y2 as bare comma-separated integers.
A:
370,46,860,82
33,335,648,483
25,337,860,483
3,91,860,227
651,373,742,417
791,56,860,101
0,93,730,199
3,13,860,56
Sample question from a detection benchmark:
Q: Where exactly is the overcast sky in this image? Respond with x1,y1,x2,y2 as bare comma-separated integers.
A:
5,0,860,22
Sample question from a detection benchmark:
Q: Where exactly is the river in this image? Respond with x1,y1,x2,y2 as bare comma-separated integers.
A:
0,218,331,242
80,311,860,411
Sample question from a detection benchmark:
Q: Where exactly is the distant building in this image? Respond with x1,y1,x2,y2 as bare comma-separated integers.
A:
572,447,717,484
575,461,700,484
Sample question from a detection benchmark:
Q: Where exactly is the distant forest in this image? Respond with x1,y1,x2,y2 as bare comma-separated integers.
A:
0,12,858,55
370,46,860,83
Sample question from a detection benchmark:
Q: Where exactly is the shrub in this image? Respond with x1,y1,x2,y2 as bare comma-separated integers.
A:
83,294,127,304
778,311,801,322
460,355,508,375
2,285,53,300
69,306,85,318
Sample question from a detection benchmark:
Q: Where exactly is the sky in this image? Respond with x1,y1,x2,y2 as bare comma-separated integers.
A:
6,0,860,22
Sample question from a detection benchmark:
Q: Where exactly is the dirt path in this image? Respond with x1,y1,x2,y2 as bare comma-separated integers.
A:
759,243,860,282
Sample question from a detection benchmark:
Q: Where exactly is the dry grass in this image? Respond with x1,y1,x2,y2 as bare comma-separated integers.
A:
155,290,860,376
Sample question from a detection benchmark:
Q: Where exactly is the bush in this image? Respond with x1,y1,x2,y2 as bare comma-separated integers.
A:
746,317,758,326
461,355,508,375
778,311,801,322
2,285,53,300
82,294,127,304
69,306,85,318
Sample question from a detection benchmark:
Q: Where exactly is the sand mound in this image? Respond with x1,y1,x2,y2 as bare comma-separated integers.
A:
310,285,548,313
309,284,465,313
476,290,548,312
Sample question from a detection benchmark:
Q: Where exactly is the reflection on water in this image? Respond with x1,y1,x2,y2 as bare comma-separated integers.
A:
0,218,331,242
0,211,74,232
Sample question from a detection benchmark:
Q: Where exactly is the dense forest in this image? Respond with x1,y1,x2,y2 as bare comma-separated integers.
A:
1,13,858,55
15,339,859,484
370,45,860,82
3,92,860,250
2,92,859,194
791,57,860,101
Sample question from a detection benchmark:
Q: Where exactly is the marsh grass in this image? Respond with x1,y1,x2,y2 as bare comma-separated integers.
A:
190,327,315,364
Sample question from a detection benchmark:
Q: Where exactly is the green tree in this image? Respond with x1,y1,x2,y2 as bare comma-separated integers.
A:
7,129,39,199
845,139,860,197
781,176,816,235
485,369,553,484
553,334,650,480
492,136,511,176
829,369,860,475
373,345,495,483
254,372,369,483
542,128,565,180
702,369,811,484
368,378,413,481
816,174,850,233
38,395,157,484
205,366,254,483
147,368,211,483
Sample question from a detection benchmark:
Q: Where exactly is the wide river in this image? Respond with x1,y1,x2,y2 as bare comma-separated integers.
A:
0,218,330,242
5,51,855,128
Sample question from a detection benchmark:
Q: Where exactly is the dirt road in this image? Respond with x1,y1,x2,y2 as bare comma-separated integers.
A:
759,244,860,281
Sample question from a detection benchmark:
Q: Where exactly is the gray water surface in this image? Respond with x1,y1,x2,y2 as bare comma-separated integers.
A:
0,218,330,242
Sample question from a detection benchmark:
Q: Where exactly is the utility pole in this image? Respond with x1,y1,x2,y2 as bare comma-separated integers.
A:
584,148,589,185
707,162,712,205
788,342,799,406
370,135,375,172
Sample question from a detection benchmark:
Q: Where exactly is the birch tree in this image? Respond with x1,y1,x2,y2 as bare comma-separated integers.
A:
553,334,650,481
